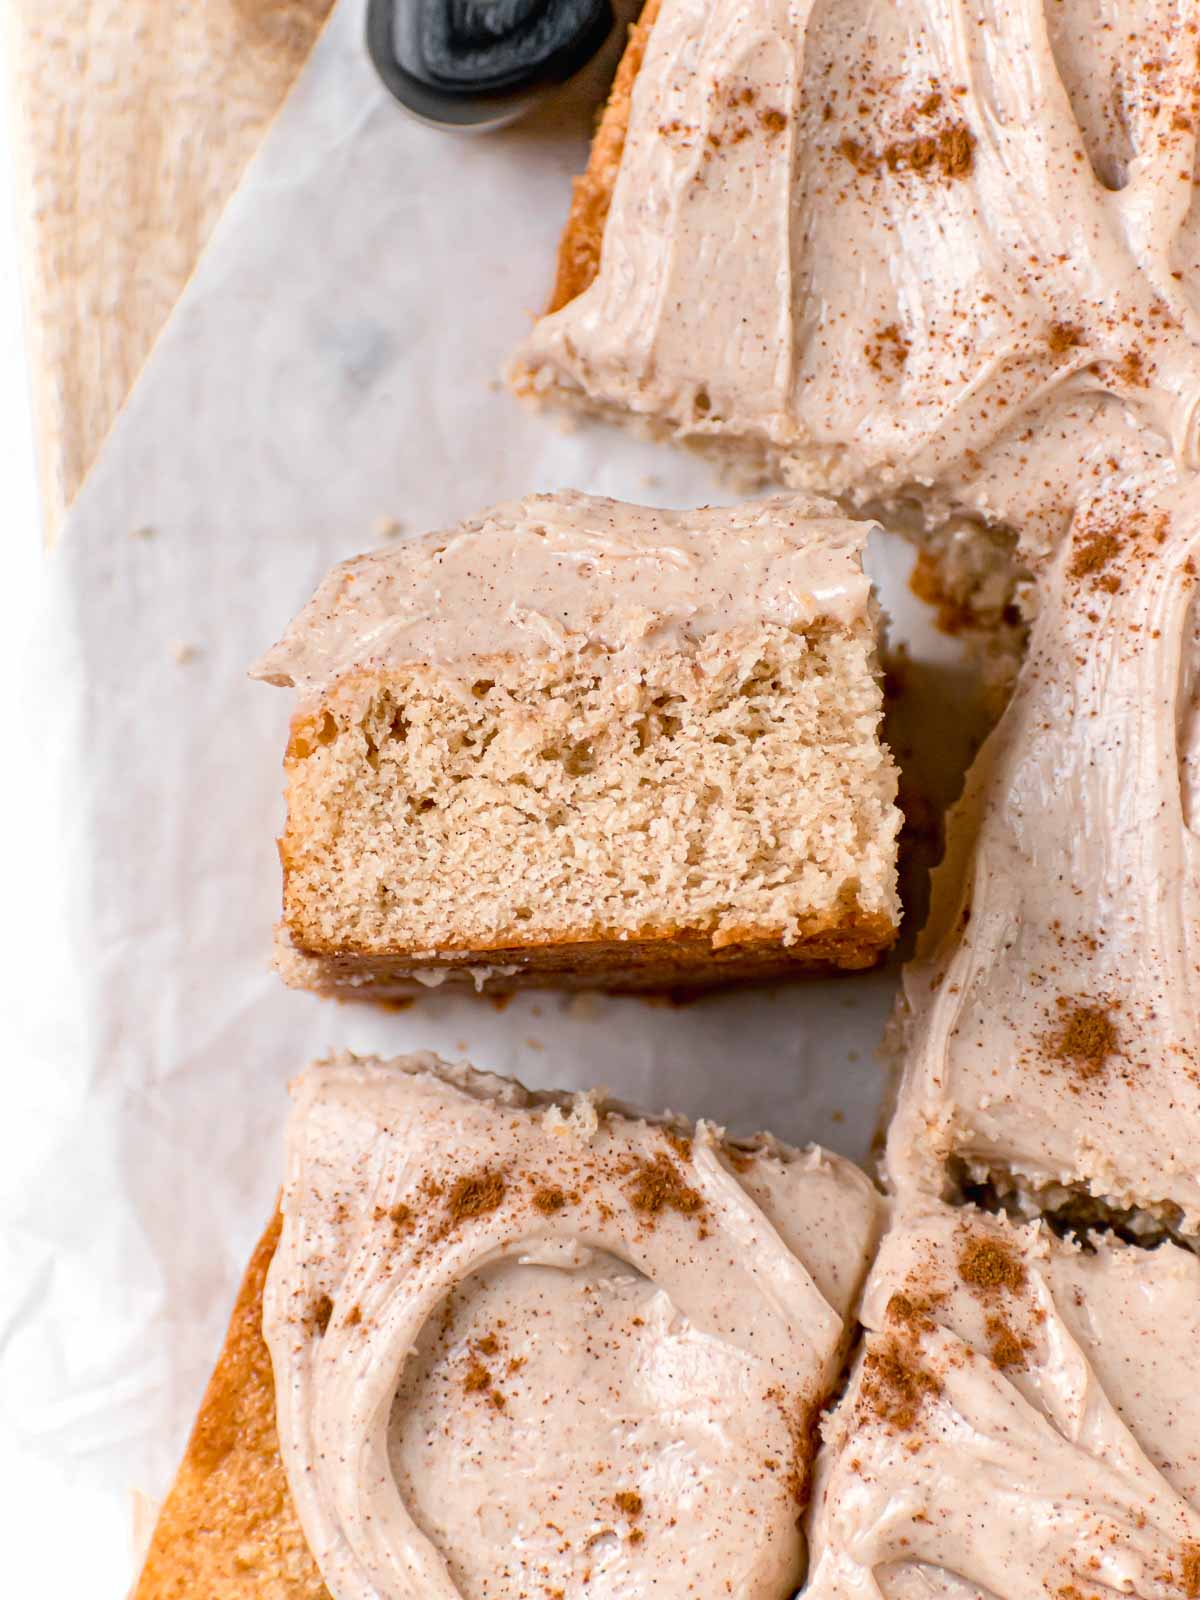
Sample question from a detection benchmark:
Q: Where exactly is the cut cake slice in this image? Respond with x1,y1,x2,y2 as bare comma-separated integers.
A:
254,491,900,996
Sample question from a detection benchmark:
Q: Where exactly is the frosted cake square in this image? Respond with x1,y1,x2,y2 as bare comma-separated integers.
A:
255,492,900,996
805,1196,1200,1598
134,1052,884,1600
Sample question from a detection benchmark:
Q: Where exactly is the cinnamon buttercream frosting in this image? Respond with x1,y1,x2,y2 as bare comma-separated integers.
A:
262,1053,883,1600
252,491,875,701
885,413,1200,1231
515,0,1200,506
805,1197,1200,1598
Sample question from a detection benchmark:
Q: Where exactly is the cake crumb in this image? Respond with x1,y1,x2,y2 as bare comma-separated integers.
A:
543,1092,603,1142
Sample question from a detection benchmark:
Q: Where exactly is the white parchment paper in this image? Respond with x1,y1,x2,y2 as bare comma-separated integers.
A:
4,2,979,1592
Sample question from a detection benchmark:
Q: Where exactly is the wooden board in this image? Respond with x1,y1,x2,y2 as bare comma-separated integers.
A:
7,0,334,538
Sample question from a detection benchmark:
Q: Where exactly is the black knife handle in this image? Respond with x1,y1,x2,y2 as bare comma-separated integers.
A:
368,0,615,124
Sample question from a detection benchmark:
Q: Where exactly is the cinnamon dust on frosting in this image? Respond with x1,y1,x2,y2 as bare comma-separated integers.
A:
265,1054,882,1600
1048,1004,1121,1082
806,1201,1200,1595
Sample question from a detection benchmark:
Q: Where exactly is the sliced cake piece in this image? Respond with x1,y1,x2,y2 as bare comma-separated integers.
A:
134,1052,884,1600
805,1197,1200,1599
254,492,900,996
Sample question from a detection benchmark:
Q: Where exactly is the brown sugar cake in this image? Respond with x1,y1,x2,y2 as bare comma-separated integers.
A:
253,492,901,997
511,1,1200,650
134,1051,884,1600
803,1196,1200,1598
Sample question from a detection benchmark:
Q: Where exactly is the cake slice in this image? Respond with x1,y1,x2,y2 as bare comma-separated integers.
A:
254,492,900,997
805,1197,1200,1599
134,1052,884,1600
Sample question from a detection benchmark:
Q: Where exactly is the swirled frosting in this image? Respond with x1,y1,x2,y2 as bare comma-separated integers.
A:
805,1198,1200,1598
262,1054,883,1600
252,491,875,701
515,0,1200,503
886,411,1200,1230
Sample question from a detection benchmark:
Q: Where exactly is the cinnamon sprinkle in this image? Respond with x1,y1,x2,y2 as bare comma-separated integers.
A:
1069,531,1122,591
1049,1004,1120,1081
1116,348,1148,386
1181,1542,1200,1598
958,1234,1026,1294
859,1338,941,1431
614,1491,644,1518
445,1168,507,1226
866,321,911,373
663,1129,693,1163
843,121,975,181
626,1154,704,1220
373,1201,413,1233
985,1315,1027,1369
309,1293,334,1336
533,1185,568,1215
765,1390,821,1511
1047,321,1083,355
885,1290,941,1333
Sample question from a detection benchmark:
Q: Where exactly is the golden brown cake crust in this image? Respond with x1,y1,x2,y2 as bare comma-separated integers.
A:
543,0,662,315
279,913,897,1000
133,1213,328,1600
